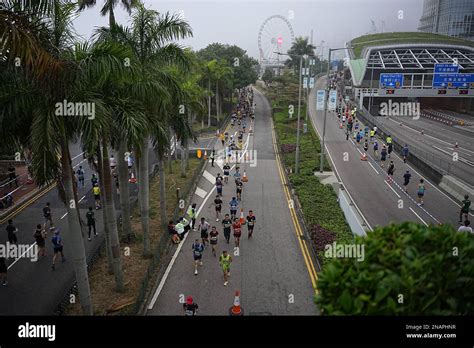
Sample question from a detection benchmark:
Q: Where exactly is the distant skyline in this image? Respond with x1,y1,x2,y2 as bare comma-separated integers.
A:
73,0,424,60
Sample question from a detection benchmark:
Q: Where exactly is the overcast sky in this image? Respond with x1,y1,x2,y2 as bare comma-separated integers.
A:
73,0,424,60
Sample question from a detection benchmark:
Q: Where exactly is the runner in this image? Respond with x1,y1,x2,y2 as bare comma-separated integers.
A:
223,163,231,184
6,219,18,244
417,179,426,206
370,128,375,143
214,195,223,221
216,175,223,197
187,203,197,231
457,220,473,234
222,214,232,244
235,178,243,201
401,144,409,163
191,239,204,275
209,226,219,257
109,155,117,170
219,250,232,286
0,257,7,286
76,166,85,188
232,217,242,247
387,161,395,183
33,224,47,258
183,296,198,316
220,132,225,147
51,229,65,270
91,173,99,187
210,149,215,167
363,140,368,153
402,170,411,193
43,202,54,230
92,184,101,210
197,217,210,246
356,131,362,145
373,140,379,158
233,166,241,183
86,206,98,241
229,197,239,220
386,135,393,158
459,194,471,223
380,145,387,167
246,210,256,239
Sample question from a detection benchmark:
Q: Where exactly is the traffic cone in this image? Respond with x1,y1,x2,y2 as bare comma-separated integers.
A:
229,291,243,316
360,153,368,161
339,122,343,129
249,123,253,134
239,209,245,224
454,142,459,149
242,171,248,182
129,172,137,183
204,150,207,160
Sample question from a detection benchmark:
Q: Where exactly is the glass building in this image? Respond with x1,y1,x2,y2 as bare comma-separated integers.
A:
418,0,474,41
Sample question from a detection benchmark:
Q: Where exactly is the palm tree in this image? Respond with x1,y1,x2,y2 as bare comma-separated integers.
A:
77,0,139,27
286,36,316,73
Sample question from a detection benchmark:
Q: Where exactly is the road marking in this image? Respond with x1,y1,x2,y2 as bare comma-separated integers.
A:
194,186,207,198
202,170,215,184
147,129,251,312
432,145,474,167
368,161,379,174
385,181,400,198
409,207,428,226
71,152,85,161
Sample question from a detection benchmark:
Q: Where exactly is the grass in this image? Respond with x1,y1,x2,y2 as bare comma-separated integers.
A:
65,158,201,315
266,86,354,266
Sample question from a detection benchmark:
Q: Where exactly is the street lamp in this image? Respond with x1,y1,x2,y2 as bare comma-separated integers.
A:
319,46,354,173
274,52,317,174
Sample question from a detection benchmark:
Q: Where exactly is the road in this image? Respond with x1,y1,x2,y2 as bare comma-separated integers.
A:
0,142,157,315
146,88,318,315
308,76,469,230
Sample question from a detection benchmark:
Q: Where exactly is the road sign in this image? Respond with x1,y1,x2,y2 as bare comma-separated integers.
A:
432,73,474,88
328,90,337,111
303,77,308,89
316,90,325,110
309,77,315,88
344,95,350,102
379,73,404,89
434,63,459,74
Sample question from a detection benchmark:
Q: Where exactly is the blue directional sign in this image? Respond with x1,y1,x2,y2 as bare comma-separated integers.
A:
379,73,404,89
432,73,474,88
434,63,459,74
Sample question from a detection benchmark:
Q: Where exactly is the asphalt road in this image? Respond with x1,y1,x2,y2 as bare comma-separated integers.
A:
146,89,317,316
309,77,470,230
0,142,157,315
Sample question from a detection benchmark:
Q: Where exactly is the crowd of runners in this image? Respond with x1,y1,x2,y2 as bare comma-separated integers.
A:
168,87,257,305
332,83,472,231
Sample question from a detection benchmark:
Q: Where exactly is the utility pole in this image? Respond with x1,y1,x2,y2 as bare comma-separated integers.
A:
296,55,303,174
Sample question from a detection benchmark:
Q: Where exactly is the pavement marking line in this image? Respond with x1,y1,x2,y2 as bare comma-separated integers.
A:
194,186,207,198
409,207,429,226
147,128,251,312
71,152,85,161
60,212,68,220
270,117,318,292
7,242,38,270
384,181,401,198
79,195,86,202
368,161,379,174
202,170,216,184
432,145,474,167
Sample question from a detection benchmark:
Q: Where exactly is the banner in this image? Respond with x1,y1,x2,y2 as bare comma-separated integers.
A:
328,90,337,111
316,90,325,110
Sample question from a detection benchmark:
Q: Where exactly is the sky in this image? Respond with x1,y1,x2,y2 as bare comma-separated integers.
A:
73,0,424,60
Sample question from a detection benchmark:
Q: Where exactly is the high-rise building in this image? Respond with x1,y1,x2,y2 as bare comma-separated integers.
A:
418,0,474,41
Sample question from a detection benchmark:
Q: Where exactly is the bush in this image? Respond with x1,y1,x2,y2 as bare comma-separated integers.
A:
280,143,297,154
315,222,474,315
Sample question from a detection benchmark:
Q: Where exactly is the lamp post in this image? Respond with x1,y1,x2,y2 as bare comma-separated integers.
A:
319,47,354,173
275,52,317,174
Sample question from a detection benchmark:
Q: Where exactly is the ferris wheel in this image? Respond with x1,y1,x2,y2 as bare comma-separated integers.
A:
258,15,295,69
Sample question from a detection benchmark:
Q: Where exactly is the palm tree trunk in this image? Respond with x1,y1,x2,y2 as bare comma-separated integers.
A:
167,132,173,174
101,140,125,292
158,152,167,232
138,137,150,256
208,76,211,128
185,141,190,170
60,140,92,315
216,81,219,122
117,142,133,242
180,139,187,178
96,145,114,275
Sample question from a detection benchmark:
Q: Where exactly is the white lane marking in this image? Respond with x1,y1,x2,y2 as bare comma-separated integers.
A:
147,129,251,311
432,145,474,167
79,195,86,202
388,118,455,147
385,181,400,198
72,158,87,169
7,242,37,270
194,186,207,198
202,170,215,184
71,152,85,161
60,212,68,220
368,162,379,174
409,207,428,226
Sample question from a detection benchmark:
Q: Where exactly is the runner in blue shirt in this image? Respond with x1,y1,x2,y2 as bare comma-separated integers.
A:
192,239,205,275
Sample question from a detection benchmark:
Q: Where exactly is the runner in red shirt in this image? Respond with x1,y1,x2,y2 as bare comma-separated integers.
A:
232,218,242,247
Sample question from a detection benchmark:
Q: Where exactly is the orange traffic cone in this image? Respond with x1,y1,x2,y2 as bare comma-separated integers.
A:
129,172,137,183
242,171,248,182
204,150,207,160
197,149,202,158
239,209,245,224
229,291,243,316
360,153,368,161
339,122,343,129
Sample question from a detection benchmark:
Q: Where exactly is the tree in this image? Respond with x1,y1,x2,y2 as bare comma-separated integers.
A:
315,222,474,315
77,0,139,27
262,67,273,87
285,36,316,73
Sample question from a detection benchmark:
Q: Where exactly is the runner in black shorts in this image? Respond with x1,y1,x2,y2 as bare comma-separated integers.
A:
246,210,256,239
209,226,219,257
387,161,395,183
197,217,210,246
214,195,222,222
223,163,230,184
222,214,232,244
